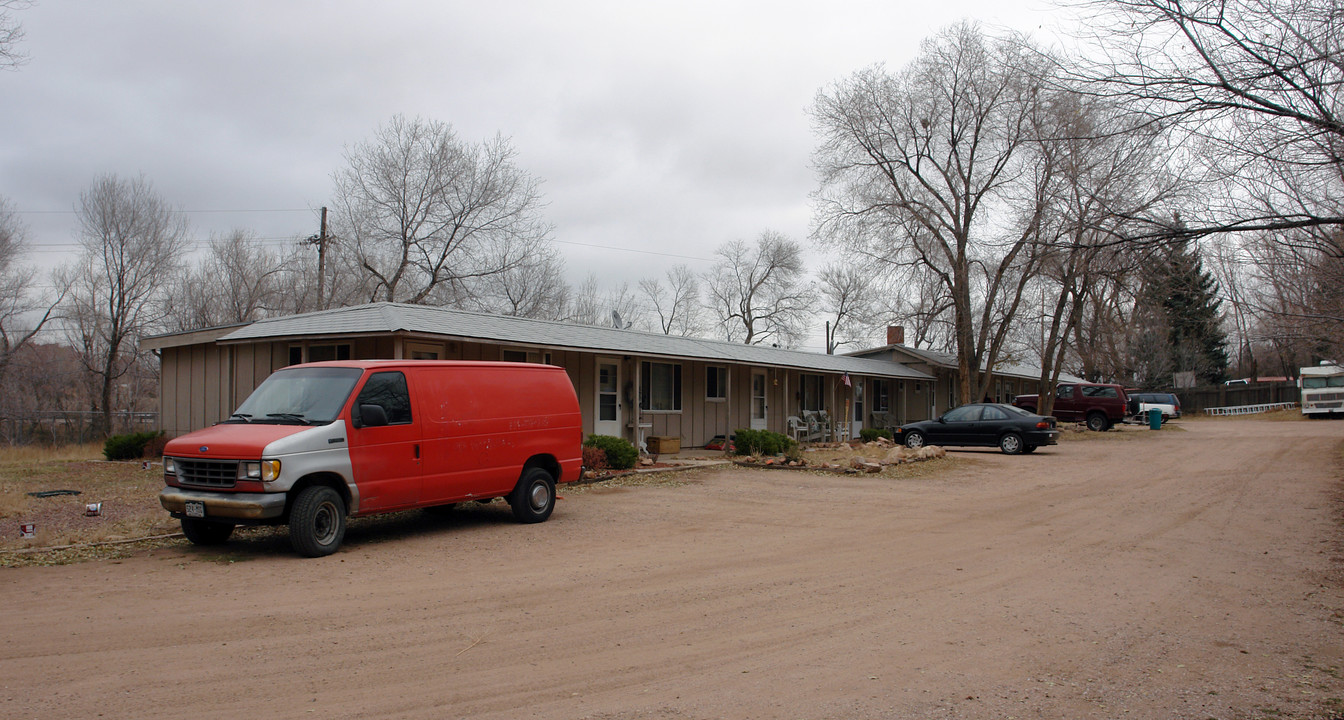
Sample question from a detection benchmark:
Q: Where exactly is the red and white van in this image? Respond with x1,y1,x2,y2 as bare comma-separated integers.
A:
159,361,583,557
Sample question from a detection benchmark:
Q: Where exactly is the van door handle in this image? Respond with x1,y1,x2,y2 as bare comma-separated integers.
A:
414,444,420,459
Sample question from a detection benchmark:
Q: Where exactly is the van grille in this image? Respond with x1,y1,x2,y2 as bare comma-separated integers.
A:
176,459,238,488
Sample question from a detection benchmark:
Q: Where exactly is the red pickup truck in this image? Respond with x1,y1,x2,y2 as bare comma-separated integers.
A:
1012,382,1129,431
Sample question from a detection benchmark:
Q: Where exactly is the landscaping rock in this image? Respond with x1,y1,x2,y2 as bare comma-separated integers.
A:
883,447,911,463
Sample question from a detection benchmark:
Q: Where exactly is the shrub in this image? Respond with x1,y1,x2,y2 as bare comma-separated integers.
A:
141,434,170,459
582,445,608,472
860,428,893,442
103,431,163,461
731,428,797,457
583,434,638,470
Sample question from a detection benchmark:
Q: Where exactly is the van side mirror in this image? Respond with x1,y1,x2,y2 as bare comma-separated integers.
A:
357,404,388,428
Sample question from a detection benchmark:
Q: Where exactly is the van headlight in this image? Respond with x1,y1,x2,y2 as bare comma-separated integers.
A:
238,460,281,482
163,457,177,475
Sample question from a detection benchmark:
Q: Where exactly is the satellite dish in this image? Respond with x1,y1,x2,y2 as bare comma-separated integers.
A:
611,310,631,329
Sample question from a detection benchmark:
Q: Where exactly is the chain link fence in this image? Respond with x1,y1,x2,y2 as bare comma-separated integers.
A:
0,411,160,446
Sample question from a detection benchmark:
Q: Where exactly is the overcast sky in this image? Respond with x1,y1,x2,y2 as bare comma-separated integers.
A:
1,0,1068,351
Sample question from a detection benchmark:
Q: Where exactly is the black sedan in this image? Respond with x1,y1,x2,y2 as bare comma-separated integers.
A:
893,403,1059,455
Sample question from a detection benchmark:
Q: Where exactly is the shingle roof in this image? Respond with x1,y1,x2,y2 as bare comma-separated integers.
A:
847,342,1083,383
209,302,933,380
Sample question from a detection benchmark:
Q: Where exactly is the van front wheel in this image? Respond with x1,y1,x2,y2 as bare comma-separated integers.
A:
509,468,555,524
290,486,346,557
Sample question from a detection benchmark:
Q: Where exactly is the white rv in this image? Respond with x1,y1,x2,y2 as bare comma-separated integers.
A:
1299,362,1344,417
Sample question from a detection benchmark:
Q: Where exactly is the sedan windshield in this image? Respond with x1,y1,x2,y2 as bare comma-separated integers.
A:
228,367,364,425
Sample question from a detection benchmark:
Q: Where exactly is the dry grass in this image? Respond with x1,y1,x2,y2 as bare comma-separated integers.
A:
0,442,104,464
0,456,180,563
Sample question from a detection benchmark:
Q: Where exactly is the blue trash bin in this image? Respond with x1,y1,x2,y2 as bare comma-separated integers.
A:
1148,407,1162,430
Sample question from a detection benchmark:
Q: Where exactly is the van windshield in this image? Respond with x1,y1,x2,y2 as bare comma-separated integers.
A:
227,367,364,425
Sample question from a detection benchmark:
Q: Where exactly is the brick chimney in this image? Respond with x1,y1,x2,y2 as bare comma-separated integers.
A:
887,325,905,346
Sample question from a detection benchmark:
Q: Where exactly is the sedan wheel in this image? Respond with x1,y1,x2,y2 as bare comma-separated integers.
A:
904,431,926,449
999,432,1024,455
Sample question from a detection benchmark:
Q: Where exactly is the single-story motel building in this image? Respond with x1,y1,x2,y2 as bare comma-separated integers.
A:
143,302,1058,451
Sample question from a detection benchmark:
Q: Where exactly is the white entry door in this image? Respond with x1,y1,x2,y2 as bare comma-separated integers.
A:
750,370,768,430
595,359,621,437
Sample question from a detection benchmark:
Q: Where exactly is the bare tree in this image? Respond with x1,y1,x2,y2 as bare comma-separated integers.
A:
163,230,288,331
0,0,30,70
704,231,812,346
1224,227,1344,370
639,264,703,336
61,174,189,436
563,273,647,329
816,262,877,354
331,115,552,304
872,265,956,350
272,238,368,316
566,274,603,326
454,241,570,320
813,23,1053,402
1028,90,1179,410
1070,0,1344,242
0,196,62,388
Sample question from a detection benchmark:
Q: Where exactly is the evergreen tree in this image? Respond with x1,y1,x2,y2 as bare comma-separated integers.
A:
1132,227,1230,387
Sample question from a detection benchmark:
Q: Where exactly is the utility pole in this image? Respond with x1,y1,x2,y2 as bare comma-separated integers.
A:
305,207,329,310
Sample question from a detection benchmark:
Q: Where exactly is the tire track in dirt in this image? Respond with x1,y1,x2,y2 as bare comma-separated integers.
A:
2,420,1342,719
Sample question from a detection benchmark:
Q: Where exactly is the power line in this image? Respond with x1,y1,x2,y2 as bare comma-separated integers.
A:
550,238,714,263
10,208,314,215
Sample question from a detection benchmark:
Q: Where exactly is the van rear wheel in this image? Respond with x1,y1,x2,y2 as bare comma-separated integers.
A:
509,468,555,524
290,486,346,557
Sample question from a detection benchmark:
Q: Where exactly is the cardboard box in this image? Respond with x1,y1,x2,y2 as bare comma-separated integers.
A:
647,435,681,454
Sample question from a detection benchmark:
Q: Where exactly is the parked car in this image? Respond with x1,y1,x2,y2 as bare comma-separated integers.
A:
1125,391,1181,423
159,360,583,557
892,403,1059,455
1012,382,1129,431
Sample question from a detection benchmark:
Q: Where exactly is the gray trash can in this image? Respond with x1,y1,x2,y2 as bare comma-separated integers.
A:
1148,407,1162,430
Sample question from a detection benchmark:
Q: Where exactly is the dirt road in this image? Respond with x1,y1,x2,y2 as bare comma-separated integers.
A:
2,419,1342,719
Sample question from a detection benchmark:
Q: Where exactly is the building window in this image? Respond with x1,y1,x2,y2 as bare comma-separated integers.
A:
290,343,350,365
640,361,682,412
503,348,551,364
706,366,727,401
407,342,441,360
873,380,890,412
799,374,824,412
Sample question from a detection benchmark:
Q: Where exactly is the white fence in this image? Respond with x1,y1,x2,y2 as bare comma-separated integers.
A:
1203,402,1299,416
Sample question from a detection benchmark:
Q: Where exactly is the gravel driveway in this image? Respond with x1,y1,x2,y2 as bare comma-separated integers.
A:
2,419,1342,719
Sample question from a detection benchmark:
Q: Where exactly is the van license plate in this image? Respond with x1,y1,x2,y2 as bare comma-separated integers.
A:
185,501,205,518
